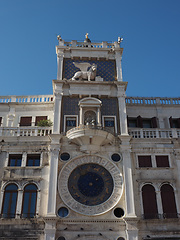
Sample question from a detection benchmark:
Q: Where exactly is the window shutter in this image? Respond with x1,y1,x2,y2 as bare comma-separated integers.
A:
35,116,47,126
137,115,143,128
20,117,32,126
0,117,2,125
161,184,177,218
151,117,158,128
156,155,169,167
169,117,173,128
142,184,158,219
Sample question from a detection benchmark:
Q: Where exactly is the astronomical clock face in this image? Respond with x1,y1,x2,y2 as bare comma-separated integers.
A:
58,156,123,215
68,163,114,206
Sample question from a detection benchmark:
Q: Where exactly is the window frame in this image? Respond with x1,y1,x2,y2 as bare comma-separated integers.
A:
160,184,178,218
64,115,78,132
1,183,18,218
155,155,170,168
102,115,117,134
169,117,180,128
8,154,22,167
21,184,38,218
26,154,41,167
137,154,171,168
141,184,159,219
19,116,32,127
128,116,158,128
138,155,152,168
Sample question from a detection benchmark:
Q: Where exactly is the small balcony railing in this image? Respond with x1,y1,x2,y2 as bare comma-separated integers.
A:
66,124,116,136
129,128,180,139
0,127,52,137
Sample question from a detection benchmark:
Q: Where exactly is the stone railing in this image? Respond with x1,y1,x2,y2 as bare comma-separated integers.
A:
0,127,52,137
0,95,54,103
129,128,180,139
66,124,115,136
126,97,180,105
58,40,119,49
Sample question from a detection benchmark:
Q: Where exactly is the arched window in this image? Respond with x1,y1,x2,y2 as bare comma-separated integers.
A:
1,184,18,218
161,184,177,218
21,184,38,218
142,184,158,219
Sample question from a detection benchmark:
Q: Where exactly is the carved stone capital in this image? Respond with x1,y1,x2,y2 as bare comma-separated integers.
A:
57,51,64,59
7,114,15,120
54,92,63,98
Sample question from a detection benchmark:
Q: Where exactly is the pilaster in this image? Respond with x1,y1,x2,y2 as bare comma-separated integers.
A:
47,135,61,217
115,51,123,81
7,106,16,127
57,51,64,80
119,135,136,218
53,83,63,134
117,84,128,135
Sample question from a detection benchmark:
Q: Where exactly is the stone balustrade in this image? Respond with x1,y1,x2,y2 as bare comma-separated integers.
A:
0,126,179,139
126,97,180,105
0,95,54,103
0,127,52,137
59,40,119,49
129,128,180,139
1,95,180,105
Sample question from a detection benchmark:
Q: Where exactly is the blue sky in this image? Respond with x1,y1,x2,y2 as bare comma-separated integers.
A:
0,0,180,97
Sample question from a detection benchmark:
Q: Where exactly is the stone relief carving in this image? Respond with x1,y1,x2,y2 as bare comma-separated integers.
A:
72,62,97,81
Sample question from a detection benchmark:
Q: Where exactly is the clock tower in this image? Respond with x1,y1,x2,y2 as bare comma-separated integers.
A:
45,34,137,240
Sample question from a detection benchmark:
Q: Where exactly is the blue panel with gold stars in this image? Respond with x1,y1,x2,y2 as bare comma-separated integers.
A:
63,59,116,82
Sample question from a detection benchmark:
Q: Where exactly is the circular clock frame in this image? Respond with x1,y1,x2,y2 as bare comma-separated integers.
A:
58,155,123,215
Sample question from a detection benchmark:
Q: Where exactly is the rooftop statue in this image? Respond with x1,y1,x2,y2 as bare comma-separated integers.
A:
72,62,97,81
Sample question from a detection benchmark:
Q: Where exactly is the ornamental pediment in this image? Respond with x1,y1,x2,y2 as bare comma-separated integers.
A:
79,97,102,107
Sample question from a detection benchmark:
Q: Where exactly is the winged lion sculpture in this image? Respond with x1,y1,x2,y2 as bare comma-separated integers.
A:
72,62,97,81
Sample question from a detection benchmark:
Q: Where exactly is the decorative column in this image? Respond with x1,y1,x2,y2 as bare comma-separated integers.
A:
117,85,128,135
119,135,136,217
79,107,83,125
115,51,123,81
97,107,101,126
53,83,63,134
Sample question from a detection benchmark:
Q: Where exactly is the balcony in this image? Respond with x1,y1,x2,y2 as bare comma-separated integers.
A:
129,128,180,139
0,127,52,137
66,125,114,151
